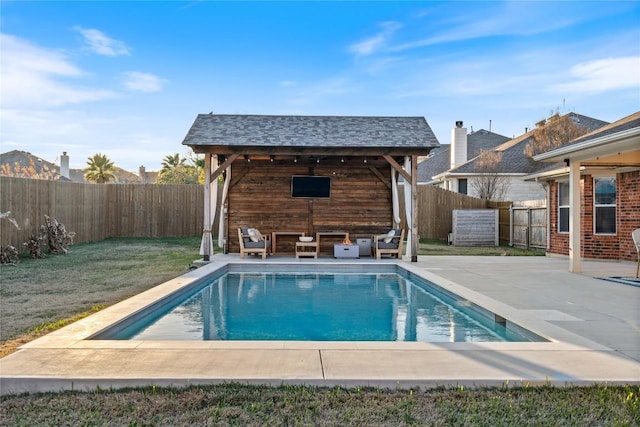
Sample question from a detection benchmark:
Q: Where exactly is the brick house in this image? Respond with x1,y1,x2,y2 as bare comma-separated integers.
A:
527,111,640,272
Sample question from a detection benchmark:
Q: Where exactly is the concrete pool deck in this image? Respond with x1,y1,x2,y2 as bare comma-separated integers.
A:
1,254,638,395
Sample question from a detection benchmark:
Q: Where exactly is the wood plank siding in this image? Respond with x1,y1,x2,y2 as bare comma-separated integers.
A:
452,209,499,246
227,158,394,254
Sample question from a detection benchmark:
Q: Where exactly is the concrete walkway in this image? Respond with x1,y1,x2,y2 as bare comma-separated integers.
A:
1,255,638,395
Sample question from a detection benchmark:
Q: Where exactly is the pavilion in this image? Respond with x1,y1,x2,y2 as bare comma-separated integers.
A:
181,114,440,261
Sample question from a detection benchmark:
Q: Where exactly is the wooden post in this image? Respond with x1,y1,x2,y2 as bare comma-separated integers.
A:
411,154,418,262
201,153,212,261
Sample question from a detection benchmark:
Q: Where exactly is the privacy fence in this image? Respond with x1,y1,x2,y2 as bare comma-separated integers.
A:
0,177,203,248
1,176,542,249
398,185,490,240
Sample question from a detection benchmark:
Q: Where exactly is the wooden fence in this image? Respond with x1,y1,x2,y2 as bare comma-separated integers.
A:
0,177,203,248
2,176,522,249
399,185,489,240
452,209,499,246
489,201,513,245
508,200,547,249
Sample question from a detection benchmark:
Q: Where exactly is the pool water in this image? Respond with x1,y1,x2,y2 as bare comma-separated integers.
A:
100,272,535,342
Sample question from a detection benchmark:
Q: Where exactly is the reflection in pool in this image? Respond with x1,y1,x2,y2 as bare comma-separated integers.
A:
99,272,537,342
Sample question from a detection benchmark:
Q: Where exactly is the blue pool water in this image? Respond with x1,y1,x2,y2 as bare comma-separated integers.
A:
98,271,538,342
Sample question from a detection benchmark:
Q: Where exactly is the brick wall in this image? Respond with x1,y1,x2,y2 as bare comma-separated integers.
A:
547,170,639,261
618,170,640,260
549,181,569,255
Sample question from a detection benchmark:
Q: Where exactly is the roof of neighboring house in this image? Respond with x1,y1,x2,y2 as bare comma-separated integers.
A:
526,111,640,180
182,114,440,151
547,110,640,151
442,113,609,176
467,129,512,156
0,150,154,183
418,146,451,182
0,150,61,179
418,129,510,182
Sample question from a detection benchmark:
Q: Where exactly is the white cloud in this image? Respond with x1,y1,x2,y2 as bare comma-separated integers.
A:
390,2,613,52
74,27,131,56
551,56,640,93
0,33,117,108
121,71,167,92
285,77,356,107
349,21,401,56
279,80,297,87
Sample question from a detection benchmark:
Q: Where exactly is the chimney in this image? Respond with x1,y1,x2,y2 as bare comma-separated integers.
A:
139,165,146,183
450,121,467,169
60,152,70,179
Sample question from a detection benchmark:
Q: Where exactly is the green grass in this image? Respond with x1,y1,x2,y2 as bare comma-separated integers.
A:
0,236,202,342
2,237,637,425
1,383,638,426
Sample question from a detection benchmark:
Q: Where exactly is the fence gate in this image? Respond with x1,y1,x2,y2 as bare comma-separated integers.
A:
510,205,547,249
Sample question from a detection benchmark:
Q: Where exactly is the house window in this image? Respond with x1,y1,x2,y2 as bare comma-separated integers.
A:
458,179,468,195
558,181,569,233
594,177,616,234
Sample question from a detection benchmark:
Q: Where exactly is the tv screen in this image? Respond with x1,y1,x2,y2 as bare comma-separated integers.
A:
291,176,331,198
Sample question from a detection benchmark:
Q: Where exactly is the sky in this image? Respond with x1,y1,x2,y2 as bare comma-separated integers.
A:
1,1,639,172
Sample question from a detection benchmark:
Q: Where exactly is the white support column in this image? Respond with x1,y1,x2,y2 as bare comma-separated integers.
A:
569,159,581,272
403,157,412,260
411,155,418,262
200,153,213,261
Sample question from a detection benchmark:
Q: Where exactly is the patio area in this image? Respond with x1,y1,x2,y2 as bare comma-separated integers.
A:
0,254,638,395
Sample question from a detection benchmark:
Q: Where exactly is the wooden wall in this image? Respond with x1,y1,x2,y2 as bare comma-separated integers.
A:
227,159,393,254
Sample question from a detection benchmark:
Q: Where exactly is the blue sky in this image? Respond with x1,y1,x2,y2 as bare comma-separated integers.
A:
1,1,639,171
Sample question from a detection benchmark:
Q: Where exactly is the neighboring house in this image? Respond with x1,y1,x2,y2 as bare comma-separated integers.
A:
526,111,640,272
430,114,609,201
418,123,510,189
0,150,156,183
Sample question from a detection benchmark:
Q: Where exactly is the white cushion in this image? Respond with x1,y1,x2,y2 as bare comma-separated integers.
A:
384,229,396,243
247,228,259,242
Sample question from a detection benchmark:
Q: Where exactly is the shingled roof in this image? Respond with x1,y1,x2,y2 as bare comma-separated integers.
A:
556,110,640,149
418,129,510,182
445,113,609,175
181,114,440,152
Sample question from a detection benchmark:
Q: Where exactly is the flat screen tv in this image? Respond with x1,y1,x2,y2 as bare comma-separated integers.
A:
291,176,331,198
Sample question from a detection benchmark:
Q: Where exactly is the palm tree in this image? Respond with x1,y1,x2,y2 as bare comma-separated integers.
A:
160,153,185,174
84,153,117,183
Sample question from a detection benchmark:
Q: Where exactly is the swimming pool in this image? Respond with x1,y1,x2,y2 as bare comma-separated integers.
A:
93,265,541,343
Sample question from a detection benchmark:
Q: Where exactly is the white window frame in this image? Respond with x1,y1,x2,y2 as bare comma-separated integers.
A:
557,180,569,234
593,176,616,235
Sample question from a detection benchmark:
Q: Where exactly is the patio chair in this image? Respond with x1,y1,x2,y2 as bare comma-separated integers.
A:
372,228,405,260
633,228,640,278
238,227,271,259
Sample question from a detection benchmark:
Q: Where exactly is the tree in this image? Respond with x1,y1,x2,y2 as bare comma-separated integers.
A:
524,113,590,157
156,164,200,184
84,153,116,183
0,158,58,180
156,153,202,184
160,153,185,173
470,150,511,201
187,153,205,184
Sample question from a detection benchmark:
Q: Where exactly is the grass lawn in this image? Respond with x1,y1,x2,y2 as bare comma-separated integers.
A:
419,238,545,256
1,237,637,425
